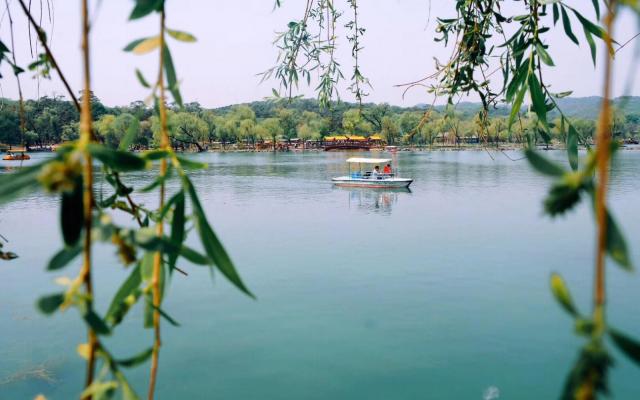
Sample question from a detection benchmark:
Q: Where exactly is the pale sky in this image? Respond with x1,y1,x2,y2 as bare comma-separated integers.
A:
0,0,638,108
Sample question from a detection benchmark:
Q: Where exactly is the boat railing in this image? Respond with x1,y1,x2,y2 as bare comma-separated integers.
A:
350,172,396,180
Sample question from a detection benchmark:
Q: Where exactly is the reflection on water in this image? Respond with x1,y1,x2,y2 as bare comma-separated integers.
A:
338,187,412,215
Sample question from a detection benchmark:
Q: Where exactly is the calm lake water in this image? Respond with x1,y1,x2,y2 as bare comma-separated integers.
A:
1,150,640,399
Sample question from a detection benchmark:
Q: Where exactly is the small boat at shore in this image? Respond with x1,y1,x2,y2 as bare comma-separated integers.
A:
2,151,30,161
332,157,413,188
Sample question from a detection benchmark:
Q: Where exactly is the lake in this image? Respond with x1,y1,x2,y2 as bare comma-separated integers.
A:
1,149,640,399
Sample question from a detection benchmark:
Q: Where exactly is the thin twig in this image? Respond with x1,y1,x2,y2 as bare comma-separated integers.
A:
615,31,640,54
5,0,26,150
16,0,80,111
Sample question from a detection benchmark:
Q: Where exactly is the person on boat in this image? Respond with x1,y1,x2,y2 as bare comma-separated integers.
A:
383,164,392,174
371,165,380,178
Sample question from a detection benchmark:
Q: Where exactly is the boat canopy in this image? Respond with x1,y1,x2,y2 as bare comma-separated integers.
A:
346,157,392,164
5,147,27,153
325,135,348,141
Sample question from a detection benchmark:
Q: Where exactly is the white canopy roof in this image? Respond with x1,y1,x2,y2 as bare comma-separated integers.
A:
346,157,391,164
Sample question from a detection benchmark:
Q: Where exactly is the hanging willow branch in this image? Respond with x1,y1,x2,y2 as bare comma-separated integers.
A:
345,0,369,106
17,0,80,111
78,0,98,394
264,0,369,108
5,0,26,150
148,6,169,400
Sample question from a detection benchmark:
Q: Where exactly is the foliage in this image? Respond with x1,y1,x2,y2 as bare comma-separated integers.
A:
1,96,637,150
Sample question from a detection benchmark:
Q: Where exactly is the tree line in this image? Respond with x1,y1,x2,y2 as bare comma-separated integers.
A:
1,94,639,150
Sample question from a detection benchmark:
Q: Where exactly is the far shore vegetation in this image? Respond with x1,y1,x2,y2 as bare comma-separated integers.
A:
1,95,639,152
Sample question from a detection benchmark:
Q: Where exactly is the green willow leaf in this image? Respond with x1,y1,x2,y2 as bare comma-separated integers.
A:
106,263,142,326
119,118,140,151
80,381,118,399
182,176,254,297
583,25,597,65
168,191,185,273
180,246,211,266
135,68,151,88
83,309,112,335
167,29,197,42
99,193,118,208
147,300,180,327
176,156,207,169
159,190,183,219
48,243,82,271
528,73,548,128
140,179,161,193
142,149,171,160
508,83,527,130
115,347,153,368
525,149,565,177
544,182,582,216
87,144,148,172
560,7,579,45
591,0,600,19
162,44,183,107
140,250,155,282
61,179,84,246
605,210,632,270
536,44,555,66
129,0,164,20
140,165,172,193
37,293,64,314
132,36,161,55
550,273,578,316
114,369,140,400
560,343,613,400
143,292,154,329
575,318,596,337
123,38,147,52
609,329,640,366
567,123,579,171
572,9,606,39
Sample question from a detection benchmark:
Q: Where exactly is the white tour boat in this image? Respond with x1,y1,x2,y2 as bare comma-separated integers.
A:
332,157,413,188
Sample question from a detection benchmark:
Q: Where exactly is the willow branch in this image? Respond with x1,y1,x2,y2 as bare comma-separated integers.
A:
17,0,81,111
593,1,616,324
78,0,96,397
148,7,170,400
5,1,26,148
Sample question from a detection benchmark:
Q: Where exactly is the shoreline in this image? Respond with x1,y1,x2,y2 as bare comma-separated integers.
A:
5,144,640,154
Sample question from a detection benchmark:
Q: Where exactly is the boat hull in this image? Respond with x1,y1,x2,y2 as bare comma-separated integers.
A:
332,177,413,188
2,154,30,161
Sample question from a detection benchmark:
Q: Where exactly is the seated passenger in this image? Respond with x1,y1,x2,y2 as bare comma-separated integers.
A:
383,164,391,174
371,165,380,178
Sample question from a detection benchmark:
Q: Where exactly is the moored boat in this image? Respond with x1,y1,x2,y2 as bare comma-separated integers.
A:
2,151,30,161
332,157,413,188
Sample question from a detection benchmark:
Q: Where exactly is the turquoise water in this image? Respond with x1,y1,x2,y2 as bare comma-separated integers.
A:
1,150,640,399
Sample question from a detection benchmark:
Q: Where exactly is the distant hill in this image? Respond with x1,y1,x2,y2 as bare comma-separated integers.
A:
553,96,640,118
220,96,639,120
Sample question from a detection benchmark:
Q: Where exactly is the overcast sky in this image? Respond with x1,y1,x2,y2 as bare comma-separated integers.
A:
0,0,638,108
